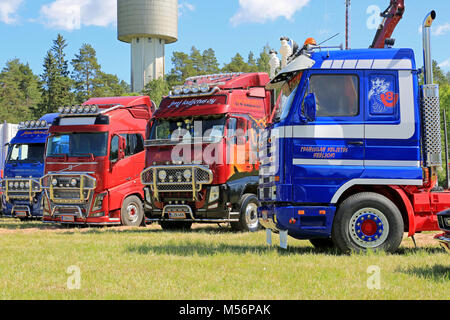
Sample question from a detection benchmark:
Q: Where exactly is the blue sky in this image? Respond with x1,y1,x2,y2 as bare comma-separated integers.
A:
0,0,449,85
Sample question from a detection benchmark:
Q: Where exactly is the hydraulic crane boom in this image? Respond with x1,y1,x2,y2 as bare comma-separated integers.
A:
370,0,405,48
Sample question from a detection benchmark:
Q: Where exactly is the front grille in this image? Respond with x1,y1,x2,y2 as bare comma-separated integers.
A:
141,165,213,200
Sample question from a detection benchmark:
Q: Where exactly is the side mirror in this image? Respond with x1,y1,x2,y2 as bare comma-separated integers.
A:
303,93,316,122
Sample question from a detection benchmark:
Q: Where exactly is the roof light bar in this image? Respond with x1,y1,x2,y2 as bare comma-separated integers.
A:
168,85,220,98
58,105,100,116
18,119,50,129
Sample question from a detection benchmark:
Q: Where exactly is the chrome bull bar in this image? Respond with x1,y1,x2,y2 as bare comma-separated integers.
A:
1,178,41,202
40,172,96,204
140,165,213,201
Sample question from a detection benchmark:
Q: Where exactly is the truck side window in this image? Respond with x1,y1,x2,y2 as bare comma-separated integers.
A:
309,74,359,117
110,135,119,161
120,134,145,157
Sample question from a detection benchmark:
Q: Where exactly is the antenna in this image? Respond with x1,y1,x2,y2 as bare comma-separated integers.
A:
318,33,340,46
345,0,351,50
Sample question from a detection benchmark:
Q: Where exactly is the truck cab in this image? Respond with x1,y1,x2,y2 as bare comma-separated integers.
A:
259,20,446,252
41,96,154,226
1,114,58,219
141,72,273,230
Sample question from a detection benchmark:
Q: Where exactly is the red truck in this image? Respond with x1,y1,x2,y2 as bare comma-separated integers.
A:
41,96,154,226
140,72,273,231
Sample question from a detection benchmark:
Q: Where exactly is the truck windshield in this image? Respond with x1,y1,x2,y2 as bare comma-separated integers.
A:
7,143,45,163
46,132,108,157
150,116,226,142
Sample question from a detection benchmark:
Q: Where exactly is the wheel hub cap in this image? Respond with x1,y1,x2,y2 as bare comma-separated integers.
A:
349,208,389,248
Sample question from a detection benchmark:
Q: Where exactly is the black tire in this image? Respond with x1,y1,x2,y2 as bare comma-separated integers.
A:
309,238,335,250
159,221,192,230
331,192,404,253
120,195,144,227
230,194,260,232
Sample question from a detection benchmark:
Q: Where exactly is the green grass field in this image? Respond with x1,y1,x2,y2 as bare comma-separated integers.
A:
0,218,448,300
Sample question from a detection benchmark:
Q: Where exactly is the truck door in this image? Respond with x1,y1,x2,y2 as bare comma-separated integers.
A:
290,71,365,203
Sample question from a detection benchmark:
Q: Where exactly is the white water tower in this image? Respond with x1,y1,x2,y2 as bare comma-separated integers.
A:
117,0,178,92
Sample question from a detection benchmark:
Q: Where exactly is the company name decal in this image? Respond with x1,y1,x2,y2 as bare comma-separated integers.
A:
167,98,218,108
300,146,349,159
19,130,47,136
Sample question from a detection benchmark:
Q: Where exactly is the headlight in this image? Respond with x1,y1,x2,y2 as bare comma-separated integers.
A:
209,186,220,203
9,182,14,188
445,217,450,227
199,84,209,93
25,181,30,188
14,182,19,188
183,169,192,180
158,170,167,181
19,182,24,189
90,105,98,113
182,86,191,94
70,178,78,187
92,193,107,212
173,86,182,95
175,172,182,181
84,106,91,113
191,85,200,93
51,178,58,186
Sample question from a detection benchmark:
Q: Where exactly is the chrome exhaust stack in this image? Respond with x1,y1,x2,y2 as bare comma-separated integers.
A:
421,10,442,171
422,10,436,85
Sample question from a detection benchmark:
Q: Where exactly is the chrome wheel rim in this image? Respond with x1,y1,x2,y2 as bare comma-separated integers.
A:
126,203,139,223
349,207,389,248
245,202,259,229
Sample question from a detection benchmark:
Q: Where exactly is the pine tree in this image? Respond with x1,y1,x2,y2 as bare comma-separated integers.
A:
202,48,220,74
0,59,41,122
71,43,101,103
222,53,248,73
37,34,73,116
257,45,271,74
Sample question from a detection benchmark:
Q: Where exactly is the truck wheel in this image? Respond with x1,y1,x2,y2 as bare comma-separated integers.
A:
309,238,335,250
332,192,404,253
160,221,192,230
231,194,260,232
120,195,144,227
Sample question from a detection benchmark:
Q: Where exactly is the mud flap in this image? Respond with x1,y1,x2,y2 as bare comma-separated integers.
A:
280,230,288,249
266,229,272,245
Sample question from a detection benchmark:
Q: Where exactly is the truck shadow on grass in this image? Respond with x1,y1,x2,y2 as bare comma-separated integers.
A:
126,241,329,256
397,264,450,282
0,218,66,230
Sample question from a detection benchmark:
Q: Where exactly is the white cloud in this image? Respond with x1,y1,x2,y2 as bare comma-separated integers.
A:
178,2,195,17
40,0,116,31
230,0,310,26
439,58,450,70
433,23,450,36
0,0,23,24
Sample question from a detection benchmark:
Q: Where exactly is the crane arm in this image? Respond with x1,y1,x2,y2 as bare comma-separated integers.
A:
370,0,405,48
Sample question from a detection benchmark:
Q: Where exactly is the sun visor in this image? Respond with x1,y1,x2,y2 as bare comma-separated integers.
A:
266,55,315,90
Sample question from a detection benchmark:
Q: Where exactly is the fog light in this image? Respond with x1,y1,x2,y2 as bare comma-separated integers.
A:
209,186,220,203
70,178,78,187
52,178,58,186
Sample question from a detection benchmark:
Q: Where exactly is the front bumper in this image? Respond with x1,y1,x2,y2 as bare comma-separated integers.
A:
143,184,239,223
435,233,450,252
258,204,335,240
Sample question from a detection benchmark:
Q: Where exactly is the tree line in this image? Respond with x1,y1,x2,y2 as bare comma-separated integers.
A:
0,34,272,123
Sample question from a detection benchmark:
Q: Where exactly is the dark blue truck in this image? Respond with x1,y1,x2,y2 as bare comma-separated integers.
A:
1,114,58,220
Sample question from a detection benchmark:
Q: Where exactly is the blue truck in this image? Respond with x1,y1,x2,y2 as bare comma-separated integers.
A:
258,10,447,252
1,114,58,220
